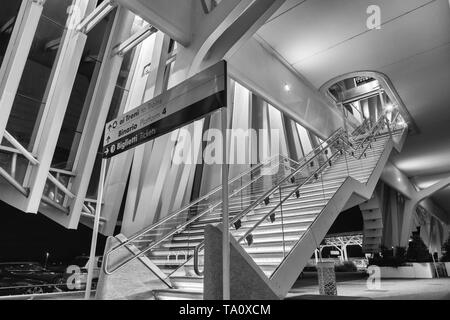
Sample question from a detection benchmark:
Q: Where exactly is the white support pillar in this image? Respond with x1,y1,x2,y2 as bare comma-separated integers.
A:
221,106,230,300
96,31,160,235
343,245,348,261
390,189,400,247
25,0,97,213
400,199,417,247
65,7,135,229
314,249,319,264
119,33,174,236
0,0,43,141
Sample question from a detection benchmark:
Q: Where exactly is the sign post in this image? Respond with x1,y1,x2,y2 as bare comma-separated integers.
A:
85,158,106,299
221,106,230,300
90,60,229,299
102,61,228,159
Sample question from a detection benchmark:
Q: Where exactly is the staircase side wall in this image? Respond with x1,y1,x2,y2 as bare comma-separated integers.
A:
96,235,170,300
203,224,280,300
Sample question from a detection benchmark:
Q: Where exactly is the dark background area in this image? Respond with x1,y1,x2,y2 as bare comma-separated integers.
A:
0,199,364,263
328,205,363,234
0,200,106,264
327,205,365,257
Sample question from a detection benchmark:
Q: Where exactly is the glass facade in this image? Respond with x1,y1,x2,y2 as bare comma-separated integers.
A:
51,10,115,170
0,1,22,66
5,0,72,150
0,0,329,231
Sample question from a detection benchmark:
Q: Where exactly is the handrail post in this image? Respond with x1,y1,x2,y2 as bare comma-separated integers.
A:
279,185,286,258
11,153,17,179
220,107,230,300
85,158,106,300
386,117,393,140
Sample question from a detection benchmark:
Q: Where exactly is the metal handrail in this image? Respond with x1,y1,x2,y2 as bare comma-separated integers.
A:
237,121,388,246
193,117,391,275
104,127,341,275
103,154,292,274
237,149,343,245
228,129,345,226
49,167,76,176
3,131,39,166
356,115,388,160
194,149,347,275
264,116,393,278
192,128,347,275
351,118,369,136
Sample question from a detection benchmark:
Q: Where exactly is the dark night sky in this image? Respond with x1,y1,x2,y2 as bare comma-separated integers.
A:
0,200,106,264
0,199,363,264
328,205,364,234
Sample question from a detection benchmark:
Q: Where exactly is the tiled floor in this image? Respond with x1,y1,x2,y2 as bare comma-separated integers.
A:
288,275,450,300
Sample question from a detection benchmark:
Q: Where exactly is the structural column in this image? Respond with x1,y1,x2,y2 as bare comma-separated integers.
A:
400,199,417,247
67,7,135,229
25,0,97,213
0,0,43,141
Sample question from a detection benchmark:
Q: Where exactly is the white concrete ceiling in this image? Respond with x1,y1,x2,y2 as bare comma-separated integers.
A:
256,0,450,212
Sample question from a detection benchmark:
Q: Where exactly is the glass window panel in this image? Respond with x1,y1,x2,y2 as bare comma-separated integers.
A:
51,12,114,169
296,123,313,155
267,104,288,157
86,46,139,198
5,4,67,150
0,0,22,66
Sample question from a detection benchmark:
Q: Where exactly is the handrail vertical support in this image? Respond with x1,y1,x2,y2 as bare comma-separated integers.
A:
11,153,17,179
221,106,230,300
85,158,106,300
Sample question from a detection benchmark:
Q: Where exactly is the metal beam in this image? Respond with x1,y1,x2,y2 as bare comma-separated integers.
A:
77,0,116,33
25,0,94,213
341,89,381,105
0,0,43,142
0,167,28,196
112,25,158,56
67,8,135,230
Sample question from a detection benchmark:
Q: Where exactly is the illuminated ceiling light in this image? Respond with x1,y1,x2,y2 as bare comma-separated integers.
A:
397,178,401,182
283,83,291,92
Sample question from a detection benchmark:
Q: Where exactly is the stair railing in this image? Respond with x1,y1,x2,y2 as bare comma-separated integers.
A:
103,153,293,275
193,127,348,275
192,115,393,275
261,114,393,278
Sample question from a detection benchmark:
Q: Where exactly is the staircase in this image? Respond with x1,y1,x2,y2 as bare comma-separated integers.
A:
359,195,384,253
100,117,407,300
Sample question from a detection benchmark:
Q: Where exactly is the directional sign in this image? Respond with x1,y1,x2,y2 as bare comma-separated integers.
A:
103,60,227,159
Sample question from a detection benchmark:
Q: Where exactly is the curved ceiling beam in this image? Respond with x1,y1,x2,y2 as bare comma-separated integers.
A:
188,0,286,77
114,0,192,46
